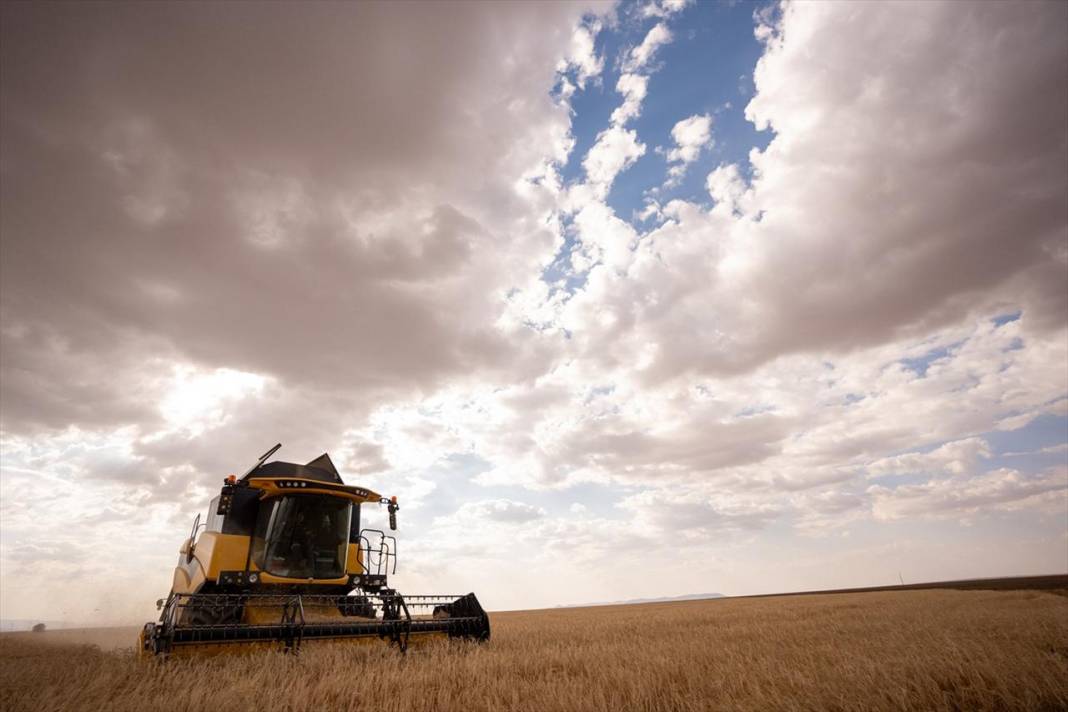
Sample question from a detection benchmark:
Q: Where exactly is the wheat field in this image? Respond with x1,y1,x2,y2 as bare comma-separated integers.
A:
2,588,1066,712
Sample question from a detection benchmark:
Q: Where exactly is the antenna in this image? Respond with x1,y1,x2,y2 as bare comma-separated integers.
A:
239,443,282,480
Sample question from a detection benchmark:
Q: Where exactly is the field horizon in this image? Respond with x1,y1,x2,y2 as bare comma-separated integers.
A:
7,572,1064,636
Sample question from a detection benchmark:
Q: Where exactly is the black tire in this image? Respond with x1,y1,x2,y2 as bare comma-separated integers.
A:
339,596,376,618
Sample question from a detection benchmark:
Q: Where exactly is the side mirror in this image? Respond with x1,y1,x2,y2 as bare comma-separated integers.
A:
184,513,201,562
387,497,398,531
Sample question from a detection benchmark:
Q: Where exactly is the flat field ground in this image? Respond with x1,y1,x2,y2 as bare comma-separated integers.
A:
2,588,1066,712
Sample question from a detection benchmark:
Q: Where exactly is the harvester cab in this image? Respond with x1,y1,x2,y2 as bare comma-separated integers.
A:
140,444,490,657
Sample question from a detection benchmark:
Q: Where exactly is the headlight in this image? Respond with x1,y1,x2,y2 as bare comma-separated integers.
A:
248,572,259,583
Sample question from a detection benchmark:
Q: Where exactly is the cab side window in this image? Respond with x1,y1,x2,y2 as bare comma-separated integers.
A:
204,496,223,532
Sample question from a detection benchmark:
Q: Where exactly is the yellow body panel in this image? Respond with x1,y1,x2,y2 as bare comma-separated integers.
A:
170,561,201,595
195,532,251,579
172,532,249,595
346,543,364,575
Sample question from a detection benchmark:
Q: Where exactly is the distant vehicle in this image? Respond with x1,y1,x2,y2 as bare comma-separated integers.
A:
139,444,490,657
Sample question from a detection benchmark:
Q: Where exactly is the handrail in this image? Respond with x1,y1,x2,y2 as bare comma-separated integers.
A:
359,528,397,576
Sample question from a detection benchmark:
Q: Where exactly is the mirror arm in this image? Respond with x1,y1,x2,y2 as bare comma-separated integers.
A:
380,496,399,531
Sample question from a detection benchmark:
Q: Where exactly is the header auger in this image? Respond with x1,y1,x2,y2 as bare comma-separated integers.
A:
139,444,490,657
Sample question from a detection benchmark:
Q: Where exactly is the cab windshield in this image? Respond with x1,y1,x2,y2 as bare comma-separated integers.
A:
252,495,351,579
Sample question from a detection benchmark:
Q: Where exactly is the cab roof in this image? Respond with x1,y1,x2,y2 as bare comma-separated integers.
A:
242,452,381,502
243,453,344,484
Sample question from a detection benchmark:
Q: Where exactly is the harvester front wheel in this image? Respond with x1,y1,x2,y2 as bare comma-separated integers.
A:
339,595,376,618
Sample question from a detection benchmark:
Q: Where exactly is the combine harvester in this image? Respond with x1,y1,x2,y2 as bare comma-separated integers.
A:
140,444,489,657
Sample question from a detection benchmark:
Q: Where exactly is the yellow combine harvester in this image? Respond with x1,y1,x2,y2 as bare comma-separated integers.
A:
140,444,489,657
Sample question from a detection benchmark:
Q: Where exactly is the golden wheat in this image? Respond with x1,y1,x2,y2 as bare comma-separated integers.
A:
2,588,1066,712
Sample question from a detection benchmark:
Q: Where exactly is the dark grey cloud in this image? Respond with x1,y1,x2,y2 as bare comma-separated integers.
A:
1,1,598,437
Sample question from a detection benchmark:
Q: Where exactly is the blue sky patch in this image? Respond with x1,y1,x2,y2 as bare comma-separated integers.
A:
562,1,774,221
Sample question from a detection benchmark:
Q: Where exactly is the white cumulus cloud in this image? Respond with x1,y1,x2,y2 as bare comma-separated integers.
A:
610,72,649,127
581,126,647,200
664,113,713,185
624,22,673,72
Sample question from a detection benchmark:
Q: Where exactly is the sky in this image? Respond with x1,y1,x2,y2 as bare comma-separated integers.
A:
1,0,1066,626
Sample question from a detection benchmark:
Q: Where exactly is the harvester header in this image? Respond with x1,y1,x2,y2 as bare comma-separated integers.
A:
140,444,490,656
